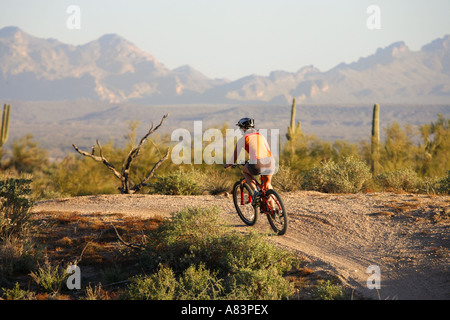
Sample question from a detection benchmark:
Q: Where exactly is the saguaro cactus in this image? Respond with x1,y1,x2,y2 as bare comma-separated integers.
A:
371,103,380,175
1,104,10,148
286,98,301,154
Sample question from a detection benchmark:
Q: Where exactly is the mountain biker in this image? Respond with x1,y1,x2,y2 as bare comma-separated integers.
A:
224,117,276,206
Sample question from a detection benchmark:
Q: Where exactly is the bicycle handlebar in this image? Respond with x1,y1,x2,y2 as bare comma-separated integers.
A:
230,160,248,168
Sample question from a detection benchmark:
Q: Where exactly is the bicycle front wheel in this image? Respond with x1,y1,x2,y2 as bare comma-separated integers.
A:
232,180,258,226
264,189,288,235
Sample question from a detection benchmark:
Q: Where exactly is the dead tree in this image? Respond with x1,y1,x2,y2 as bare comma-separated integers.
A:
72,113,170,194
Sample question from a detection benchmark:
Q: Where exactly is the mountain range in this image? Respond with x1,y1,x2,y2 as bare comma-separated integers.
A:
1,26,450,104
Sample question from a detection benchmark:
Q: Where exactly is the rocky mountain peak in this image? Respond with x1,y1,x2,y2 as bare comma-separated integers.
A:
0,26,449,104
422,34,450,53
0,26,23,38
376,41,409,58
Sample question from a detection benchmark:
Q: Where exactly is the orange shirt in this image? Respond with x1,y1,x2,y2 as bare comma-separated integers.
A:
243,132,272,160
245,132,272,160
229,130,272,164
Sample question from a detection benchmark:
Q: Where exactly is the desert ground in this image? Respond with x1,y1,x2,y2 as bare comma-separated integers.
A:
33,190,450,300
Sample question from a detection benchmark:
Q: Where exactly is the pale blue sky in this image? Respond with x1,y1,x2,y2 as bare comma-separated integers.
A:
1,0,449,80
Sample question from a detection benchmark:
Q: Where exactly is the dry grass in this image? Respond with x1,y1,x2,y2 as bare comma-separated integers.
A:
378,197,450,224
2,211,164,299
0,209,327,300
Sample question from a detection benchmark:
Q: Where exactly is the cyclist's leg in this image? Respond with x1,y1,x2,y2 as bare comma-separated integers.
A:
262,175,275,207
244,163,262,207
262,175,273,190
242,163,257,191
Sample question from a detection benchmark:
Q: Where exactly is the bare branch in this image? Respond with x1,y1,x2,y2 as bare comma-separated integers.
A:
138,113,169,147
72,113,170,194
122,113,169,193
72,143,122,181
122,113,169,174
110,223,144,250
131,147,170,193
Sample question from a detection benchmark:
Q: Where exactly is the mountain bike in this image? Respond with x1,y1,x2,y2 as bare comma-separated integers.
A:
230,162,288,235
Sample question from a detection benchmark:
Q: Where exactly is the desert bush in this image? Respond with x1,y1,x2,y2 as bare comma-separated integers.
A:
144,206,294,274
272,164,301,192
29,261,68,294
151,168,205,195
436,170,450,194
418,114,450,177
0,176,36,242
313,280,348,300
142,206,227,271
302,156,372,193
417,176,440,194
1,282,34,300
0,237,38,285
226,267,294,300
127,263,224,300
4,134,49,174
126,264,177,300
138,206,297,300
376,168,421,193
176,263,224,300
54,154,118,196
201,169,234,195
216,232,295,276
83,283,111,300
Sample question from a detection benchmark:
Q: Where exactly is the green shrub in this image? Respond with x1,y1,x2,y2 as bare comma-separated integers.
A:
143,206,228,271
152,169,205,195
217,232,295,276
272,164,301,192
313,280,348,300
302,156,372,193
226,267,294,300
201,169,234,195
138,206,297,300
126,265,177,300
54,154,117,196
0,176,36,242
145,207,295,274
29,261,68,294
376,168,421,192
0,237,39,285
1,282,34,300
176,264,224,300
437,170,450,194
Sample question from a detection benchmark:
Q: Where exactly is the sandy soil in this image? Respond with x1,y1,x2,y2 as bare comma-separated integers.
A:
33,191,450,300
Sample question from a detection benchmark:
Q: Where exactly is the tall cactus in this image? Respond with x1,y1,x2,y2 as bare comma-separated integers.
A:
371,103,380,175
287,98,300,138
286,98,301,154
1,104,10,148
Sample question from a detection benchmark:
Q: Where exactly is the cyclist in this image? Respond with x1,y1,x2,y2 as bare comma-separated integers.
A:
224,117,276,206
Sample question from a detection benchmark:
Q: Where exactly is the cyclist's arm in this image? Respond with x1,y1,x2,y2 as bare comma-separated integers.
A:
224,135,245,168
223,147,238,168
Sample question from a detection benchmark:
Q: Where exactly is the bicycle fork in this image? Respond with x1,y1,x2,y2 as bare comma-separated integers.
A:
240,182,251,206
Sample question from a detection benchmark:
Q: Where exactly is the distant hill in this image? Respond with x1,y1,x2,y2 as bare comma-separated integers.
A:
1,26,449,104
7,100,449,159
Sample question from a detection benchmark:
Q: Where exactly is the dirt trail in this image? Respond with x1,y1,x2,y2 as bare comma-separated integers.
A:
33,191,450,300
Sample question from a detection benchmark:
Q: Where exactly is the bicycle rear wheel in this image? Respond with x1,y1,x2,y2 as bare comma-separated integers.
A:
263,189,288,235
232,180,258,226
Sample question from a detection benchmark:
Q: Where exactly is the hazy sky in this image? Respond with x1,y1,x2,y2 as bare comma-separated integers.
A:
1,0,449,80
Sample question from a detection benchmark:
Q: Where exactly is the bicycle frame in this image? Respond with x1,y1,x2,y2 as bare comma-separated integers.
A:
230,161,287,235
238,176,276,215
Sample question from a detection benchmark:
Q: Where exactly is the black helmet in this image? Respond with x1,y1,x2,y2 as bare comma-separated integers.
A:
236,118,254,129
